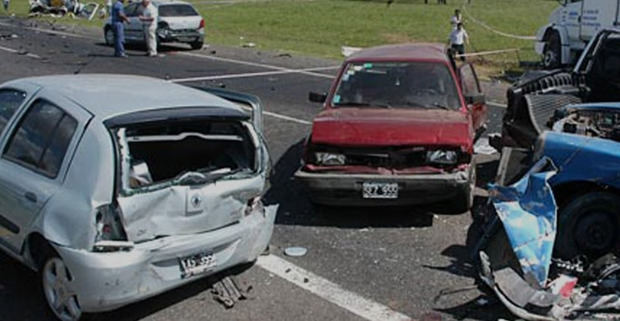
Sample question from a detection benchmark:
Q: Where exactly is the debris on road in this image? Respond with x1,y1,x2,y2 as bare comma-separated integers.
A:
242,42,256,48
284,247,308,257
477,157,620,320
473,136,498,155
29,0,99,20
211,275,253,309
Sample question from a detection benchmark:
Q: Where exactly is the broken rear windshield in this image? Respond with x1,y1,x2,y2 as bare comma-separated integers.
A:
332,62,461,110
158,4,199,17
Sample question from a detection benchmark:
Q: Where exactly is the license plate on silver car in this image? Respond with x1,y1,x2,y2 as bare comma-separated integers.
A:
362,182,399,199
179,252,216,279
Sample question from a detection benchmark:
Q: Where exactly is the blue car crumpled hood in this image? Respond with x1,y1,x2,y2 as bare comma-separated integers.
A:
488,157,558,287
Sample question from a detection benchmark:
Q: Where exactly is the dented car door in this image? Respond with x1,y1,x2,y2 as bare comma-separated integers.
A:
0,90,91,252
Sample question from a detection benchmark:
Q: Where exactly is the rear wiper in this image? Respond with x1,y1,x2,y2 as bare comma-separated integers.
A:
176,168,243,185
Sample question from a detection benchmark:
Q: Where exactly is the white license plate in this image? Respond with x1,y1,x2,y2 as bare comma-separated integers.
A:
362,182,399,199
179,252,216,279
178,36,195,42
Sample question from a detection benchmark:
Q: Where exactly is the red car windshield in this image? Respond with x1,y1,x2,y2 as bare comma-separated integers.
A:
332,62,461,110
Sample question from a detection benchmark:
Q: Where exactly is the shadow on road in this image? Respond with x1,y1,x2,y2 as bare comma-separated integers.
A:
0,251,253,321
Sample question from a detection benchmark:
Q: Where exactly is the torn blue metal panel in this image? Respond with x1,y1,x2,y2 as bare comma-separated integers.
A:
489,157,557,287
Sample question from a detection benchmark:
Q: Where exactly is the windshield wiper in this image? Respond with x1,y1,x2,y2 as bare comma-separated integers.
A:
336,102,391,108
428,103,450,110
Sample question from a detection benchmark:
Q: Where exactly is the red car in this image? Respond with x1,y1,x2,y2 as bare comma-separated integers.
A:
295,44,487,212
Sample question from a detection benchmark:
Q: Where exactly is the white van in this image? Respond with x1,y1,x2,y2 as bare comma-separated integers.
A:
536,0,620,68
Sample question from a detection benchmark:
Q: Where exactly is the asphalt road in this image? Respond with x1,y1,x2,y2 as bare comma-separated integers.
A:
0,18,513,321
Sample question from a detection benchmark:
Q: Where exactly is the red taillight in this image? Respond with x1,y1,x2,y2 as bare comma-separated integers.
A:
198,18,205,30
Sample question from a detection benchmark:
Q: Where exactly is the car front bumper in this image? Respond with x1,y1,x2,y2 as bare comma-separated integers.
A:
54,205,276,313
294,166,472,206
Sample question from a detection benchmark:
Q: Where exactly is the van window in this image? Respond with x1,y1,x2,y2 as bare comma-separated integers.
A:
158,4,198,17
3,100,77,178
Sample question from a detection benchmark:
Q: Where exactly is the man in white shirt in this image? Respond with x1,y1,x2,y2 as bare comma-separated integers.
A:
139,0,158,57
450,9,462,30
449,23,469,62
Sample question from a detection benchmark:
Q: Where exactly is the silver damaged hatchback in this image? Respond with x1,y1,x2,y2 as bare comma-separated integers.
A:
0,74,276,321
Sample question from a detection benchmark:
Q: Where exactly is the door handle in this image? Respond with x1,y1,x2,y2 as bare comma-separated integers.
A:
24,192,37,203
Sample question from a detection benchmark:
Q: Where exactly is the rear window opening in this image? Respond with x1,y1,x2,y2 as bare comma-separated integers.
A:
158,4,199,17
118,120,257,189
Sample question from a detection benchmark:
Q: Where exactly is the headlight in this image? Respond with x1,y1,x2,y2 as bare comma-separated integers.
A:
426,150,458,165
315,152,346,166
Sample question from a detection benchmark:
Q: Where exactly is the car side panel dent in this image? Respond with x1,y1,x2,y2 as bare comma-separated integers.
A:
28,123,115,250
540,132,620,187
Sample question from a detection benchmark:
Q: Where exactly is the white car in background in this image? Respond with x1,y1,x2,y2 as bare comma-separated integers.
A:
104,0,205,50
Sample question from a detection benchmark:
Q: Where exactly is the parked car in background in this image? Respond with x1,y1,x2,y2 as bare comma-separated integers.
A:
104,0,205,50
296,44,487,212
0,74,275,321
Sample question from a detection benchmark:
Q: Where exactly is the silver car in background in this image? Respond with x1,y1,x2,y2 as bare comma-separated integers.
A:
0,74,275,321
104,0,205,49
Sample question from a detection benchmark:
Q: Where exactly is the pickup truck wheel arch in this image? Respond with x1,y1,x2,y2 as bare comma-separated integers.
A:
543,31,561,69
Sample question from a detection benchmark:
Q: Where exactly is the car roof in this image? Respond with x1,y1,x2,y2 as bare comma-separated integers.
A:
6,74,243,120
346,43,449,63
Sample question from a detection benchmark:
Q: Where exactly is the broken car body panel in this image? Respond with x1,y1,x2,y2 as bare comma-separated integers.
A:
0,74,275,313
488,157,558,287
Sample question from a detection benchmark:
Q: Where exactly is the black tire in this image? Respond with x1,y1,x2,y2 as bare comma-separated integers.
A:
542,31,561,69
104,27,114,47
555,192,620,260
190,40,204,50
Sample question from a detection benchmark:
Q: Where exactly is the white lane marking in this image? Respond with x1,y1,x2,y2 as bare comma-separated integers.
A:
169,66,338,83
176,51,338,79
487,101,507,108
263,110,312,125
257,255,413,321
0,45,41,59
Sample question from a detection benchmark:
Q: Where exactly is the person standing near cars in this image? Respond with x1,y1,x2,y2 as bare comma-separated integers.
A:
449,23,469,62
111,0,129,57
139,0,158,57
451,9,462,30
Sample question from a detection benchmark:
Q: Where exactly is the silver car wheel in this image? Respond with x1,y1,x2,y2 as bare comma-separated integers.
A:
42,257,82,321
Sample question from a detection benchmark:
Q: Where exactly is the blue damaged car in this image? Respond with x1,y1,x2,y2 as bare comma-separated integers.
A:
497,102,620,260
477,102,620,320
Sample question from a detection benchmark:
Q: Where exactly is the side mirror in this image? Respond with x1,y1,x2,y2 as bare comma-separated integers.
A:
309,91,328,103
465,93,486,105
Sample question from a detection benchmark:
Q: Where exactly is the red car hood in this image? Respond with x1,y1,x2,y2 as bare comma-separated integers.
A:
310,108,473,149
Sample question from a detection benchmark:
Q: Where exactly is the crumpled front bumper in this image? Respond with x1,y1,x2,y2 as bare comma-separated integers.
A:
53,205,277,313
294,166,472,206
